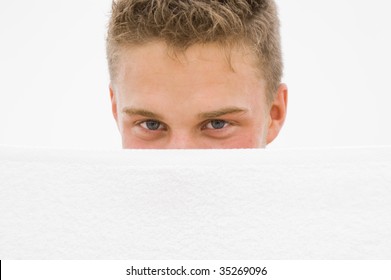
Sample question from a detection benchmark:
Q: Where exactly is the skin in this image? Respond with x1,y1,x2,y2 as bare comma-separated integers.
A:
110,41,287,149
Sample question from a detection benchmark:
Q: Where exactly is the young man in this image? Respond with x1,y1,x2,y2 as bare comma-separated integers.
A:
107,0,287,149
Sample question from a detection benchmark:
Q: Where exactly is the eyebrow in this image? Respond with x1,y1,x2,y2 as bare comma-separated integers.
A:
122,106,248,120
122,107,164,119
198,107,248,119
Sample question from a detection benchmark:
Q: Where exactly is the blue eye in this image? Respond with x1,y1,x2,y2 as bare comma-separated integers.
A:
140,120,163,130
206,120,228,130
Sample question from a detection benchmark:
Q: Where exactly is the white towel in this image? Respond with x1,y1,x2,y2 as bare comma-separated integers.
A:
1,146,390,259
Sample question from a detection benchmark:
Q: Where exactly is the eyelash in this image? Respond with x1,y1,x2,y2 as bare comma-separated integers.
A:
136,119,232,132
137,120,167,131
201,119,230,130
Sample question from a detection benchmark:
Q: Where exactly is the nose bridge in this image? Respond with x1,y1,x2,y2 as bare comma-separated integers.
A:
166,130,197,149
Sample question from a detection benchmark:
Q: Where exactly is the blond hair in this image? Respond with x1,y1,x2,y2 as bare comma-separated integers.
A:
107,0,283,103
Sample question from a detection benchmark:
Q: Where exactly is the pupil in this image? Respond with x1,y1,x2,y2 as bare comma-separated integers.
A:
146,120,160,130
211,120,225,129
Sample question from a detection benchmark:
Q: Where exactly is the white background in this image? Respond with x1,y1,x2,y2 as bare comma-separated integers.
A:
0,0,390,149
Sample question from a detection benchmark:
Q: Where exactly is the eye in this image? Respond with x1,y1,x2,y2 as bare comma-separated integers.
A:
204,119,229,130
139,120,165,131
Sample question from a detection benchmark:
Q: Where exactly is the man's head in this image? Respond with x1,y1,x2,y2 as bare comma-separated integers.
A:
107,0,287,149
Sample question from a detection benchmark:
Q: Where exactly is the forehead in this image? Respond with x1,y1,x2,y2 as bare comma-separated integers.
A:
113,41,267,112
115,41,262,83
